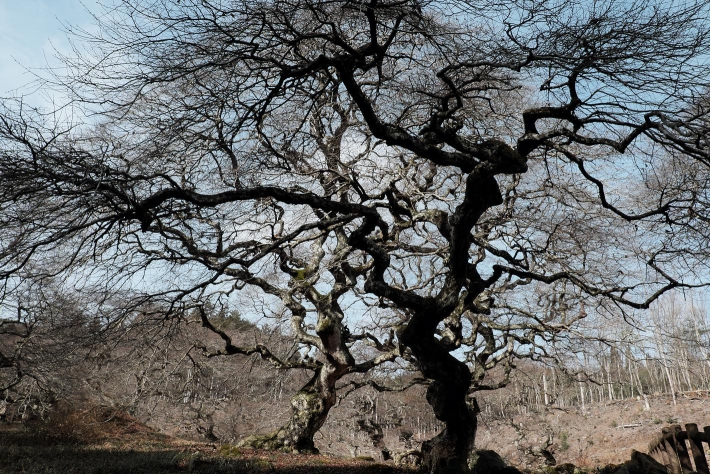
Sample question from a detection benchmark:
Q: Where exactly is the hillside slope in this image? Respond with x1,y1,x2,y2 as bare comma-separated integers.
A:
475,393,710,470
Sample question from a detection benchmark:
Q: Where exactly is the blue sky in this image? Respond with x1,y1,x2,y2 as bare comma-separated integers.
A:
0,0,98,97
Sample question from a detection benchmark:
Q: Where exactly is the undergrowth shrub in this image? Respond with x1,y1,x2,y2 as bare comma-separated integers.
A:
28,402,132,444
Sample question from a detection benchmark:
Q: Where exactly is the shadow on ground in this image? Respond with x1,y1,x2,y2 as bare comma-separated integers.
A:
0,423,409,474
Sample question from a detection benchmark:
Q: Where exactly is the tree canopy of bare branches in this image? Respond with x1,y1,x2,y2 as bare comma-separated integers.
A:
1,0,710,472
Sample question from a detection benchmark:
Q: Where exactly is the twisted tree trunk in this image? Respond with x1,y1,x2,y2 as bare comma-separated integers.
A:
401,316,479,474
238,361,342,453
238,294,366,453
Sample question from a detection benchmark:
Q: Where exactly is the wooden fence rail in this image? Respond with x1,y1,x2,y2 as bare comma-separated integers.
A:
648,423,710,474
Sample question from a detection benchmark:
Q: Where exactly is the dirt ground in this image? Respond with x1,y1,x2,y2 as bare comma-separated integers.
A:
2,394,708,473
475,393,710,470
0,411,411,474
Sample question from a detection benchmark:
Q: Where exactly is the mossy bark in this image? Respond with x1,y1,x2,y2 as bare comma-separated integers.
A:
237,364,338,453
238,302,354,454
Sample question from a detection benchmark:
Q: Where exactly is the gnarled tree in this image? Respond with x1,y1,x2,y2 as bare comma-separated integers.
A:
2,0,710,472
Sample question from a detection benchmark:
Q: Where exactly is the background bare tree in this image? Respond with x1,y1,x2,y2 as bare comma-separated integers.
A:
0,279,102,421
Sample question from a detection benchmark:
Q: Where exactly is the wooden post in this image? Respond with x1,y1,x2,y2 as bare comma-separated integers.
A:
663,427,682,474
650,439,667,468
671,424,694,474
686,423,709,474
705,426,710,472
658,438,673,471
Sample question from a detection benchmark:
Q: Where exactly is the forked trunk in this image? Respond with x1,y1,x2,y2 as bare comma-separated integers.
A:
238,363,338,453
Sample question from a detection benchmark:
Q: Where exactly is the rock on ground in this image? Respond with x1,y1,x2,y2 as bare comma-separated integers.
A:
471,450,523,474
612,450,668,474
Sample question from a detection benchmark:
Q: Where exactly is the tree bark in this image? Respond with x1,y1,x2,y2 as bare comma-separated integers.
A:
418,390,479,474
238,362,339,453
238,293,362,453
401,317,479,474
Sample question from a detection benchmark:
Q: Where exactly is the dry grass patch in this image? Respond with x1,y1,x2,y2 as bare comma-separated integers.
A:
0,405,413,474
